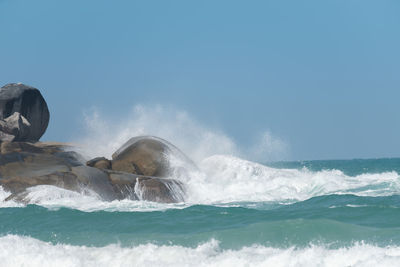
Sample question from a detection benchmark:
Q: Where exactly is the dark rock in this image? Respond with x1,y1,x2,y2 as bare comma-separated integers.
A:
86,157,111,170
0,83,50,142
70,166,116,201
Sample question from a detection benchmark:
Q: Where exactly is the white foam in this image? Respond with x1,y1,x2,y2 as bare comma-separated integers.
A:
0,185,188,212
1,105,399,210
1,153,399,211
0,187,23,208
0,235,399,267
71,105,400,207
167,155,400,204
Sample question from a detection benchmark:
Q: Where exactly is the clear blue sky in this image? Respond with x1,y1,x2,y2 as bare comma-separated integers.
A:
1,0,399,160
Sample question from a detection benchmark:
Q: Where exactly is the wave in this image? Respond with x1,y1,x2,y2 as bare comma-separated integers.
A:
0,235,399,267
1,154,400,211
2,106,399,210
172,155,400,204
1,201,399,248
0,186,187,212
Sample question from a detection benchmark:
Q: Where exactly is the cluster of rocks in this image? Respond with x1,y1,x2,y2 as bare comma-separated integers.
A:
0,83,190,203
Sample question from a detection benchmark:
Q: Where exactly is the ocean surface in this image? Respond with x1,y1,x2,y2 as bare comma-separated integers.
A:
1,156,400,266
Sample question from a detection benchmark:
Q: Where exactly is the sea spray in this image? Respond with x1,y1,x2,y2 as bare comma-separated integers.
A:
76,105,287,162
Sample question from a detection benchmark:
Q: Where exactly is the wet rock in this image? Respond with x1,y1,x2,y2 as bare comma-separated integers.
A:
111,136,197,177
135,176,185,203
0,141,186,203
1,171,80,196
104,170,138,200
111,137,166,176
0,83,50,142
103,169,185,202
70,166,116,201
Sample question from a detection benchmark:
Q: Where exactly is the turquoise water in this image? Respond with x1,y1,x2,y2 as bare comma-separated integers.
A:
267,157,400,176
1,157,400,266
1,195,400,249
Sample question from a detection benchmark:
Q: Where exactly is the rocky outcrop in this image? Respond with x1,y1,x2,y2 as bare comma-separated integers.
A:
0,83,50,142
0,83,189,204
0,141,186,203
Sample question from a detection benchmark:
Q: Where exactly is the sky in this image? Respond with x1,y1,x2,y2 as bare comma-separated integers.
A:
0,0,399,161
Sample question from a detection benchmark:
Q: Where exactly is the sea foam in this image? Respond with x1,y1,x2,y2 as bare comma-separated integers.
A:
178,155,400,204
1,155,399,212
0,235,399,267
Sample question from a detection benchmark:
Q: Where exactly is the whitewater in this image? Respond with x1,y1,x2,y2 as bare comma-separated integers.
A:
1,106,400,267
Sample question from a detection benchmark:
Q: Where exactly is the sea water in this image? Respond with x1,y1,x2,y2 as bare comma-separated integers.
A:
1,156,400,266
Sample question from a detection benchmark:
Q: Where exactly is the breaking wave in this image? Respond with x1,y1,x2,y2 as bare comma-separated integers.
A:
178,155,400,204
0,235,399,267
2,106,399,211
1,154,399,211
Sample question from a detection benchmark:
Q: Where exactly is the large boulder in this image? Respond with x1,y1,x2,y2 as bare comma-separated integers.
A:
111,136,197,177
0,83,50,142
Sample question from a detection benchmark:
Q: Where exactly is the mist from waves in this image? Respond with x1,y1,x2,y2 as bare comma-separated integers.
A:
75,105,288,162
74,106,400,203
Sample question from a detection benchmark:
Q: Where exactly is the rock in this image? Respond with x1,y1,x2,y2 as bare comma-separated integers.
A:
0,149,117,200
111,137,166,176
0,140,187,203
0,83,50,142
135,176,185,203
111,136,197,177
105,170,139,200
103,170,185,202
0,131,14,142
86,157,111,170
0,112,31,142
0,141,44,154
1,171,80,196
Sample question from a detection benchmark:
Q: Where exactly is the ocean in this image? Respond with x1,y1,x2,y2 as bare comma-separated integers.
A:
1,156,400,266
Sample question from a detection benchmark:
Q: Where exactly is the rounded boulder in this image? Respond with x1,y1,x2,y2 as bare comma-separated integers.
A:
111,136,197,177
0,83,50,142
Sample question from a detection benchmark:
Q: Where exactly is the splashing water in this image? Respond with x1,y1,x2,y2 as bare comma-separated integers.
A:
2,106,400,210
